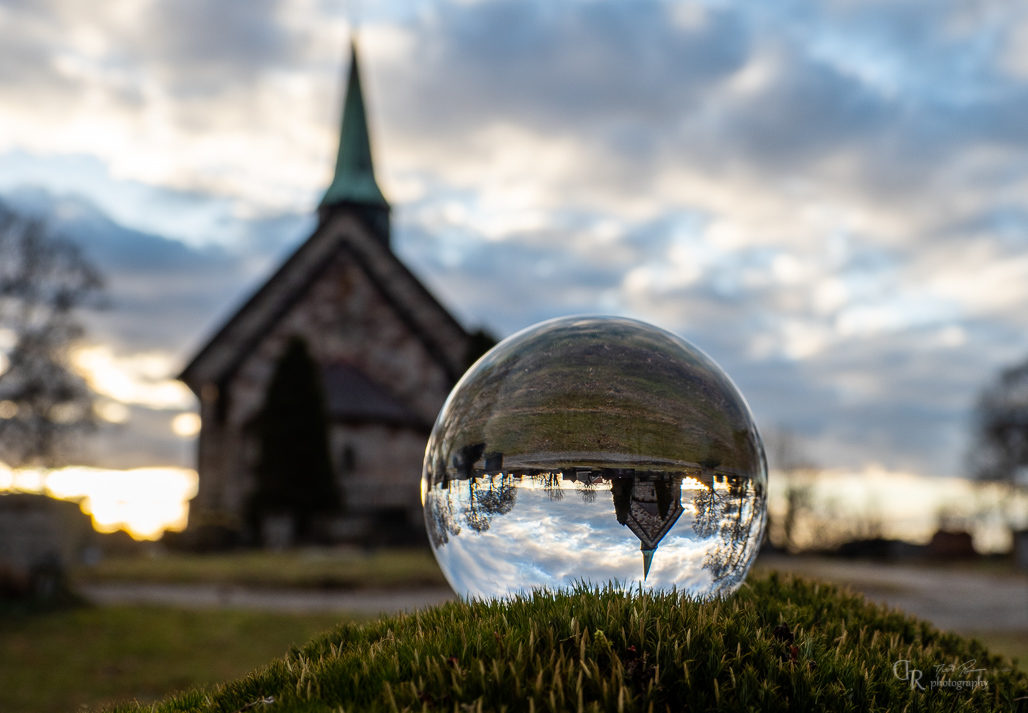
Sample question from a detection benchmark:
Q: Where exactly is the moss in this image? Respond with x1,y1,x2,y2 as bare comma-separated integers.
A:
106,572,1027,712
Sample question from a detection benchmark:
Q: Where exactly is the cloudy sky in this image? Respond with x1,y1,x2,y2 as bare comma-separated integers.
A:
3,0,1028,479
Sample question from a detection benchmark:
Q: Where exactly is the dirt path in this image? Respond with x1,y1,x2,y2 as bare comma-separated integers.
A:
757,555,1028,634
79,583,456,615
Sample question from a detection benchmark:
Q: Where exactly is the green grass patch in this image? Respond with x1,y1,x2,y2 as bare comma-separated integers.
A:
0,605,353,713
73,548,448,590
105,572,1027,712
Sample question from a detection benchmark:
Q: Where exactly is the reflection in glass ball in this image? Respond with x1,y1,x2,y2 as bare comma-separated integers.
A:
422,316,767,600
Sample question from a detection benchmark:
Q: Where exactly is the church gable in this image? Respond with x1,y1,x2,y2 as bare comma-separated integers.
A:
226,237,458,431
179,211,469,400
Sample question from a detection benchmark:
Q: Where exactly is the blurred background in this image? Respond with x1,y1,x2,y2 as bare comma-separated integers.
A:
3,0,1028,710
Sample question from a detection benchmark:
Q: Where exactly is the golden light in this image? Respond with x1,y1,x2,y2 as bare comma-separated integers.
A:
171,412,201,437
1,464,198,539
45,466,198,539
71,345,195,409
50,402,85,424
0,400,17,419
13,469,46,492
95,399,131,424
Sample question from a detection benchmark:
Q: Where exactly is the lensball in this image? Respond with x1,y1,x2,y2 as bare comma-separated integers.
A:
422,316,767,600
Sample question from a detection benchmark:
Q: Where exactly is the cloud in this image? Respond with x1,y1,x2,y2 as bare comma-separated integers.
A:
0,0,346,211
3,188,309,355
72,345,193,410
143,0,297,90
389,0,748,133
368,0,1028,268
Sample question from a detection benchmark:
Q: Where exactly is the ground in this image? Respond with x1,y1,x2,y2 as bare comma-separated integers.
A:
4,548,1027,711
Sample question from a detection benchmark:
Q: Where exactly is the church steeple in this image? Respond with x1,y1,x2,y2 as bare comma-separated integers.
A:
321,39,390,242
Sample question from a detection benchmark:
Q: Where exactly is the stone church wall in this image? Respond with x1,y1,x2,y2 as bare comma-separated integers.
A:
198,247,452,540
329,423,429,529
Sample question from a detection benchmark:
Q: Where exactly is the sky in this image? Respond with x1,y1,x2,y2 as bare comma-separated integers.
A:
3,0,1028,488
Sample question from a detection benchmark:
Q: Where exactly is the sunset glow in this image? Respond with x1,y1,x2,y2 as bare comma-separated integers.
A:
171,412,202,437
0,464,197,540
766,466,1025,554
72,344,195,410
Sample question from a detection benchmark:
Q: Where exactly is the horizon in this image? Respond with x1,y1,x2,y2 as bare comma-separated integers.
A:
2,463,1020,555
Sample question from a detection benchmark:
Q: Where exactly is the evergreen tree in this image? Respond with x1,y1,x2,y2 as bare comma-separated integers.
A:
247,337,340,542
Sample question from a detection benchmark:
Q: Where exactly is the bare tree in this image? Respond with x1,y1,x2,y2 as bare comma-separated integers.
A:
966,360,1028,532
460,474,518,534
969,359,1028,487
765,427,820,552
0,203,102,468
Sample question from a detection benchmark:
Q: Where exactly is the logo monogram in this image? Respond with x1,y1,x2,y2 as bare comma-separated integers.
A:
892,660,924,690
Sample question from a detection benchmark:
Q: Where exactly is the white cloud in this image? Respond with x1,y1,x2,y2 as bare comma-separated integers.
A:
72,345,195,410
1000,14,1028,79
780,320,832,360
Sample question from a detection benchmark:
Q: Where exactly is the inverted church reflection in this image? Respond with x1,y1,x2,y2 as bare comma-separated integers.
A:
424,449,766,599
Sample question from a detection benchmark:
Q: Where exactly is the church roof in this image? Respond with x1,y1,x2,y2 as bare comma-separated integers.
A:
178,211,470,394
323,362,430,429
321,41,388,209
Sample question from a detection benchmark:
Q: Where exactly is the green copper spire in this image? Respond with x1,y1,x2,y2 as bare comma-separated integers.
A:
641,548,656,580
321,40,388,209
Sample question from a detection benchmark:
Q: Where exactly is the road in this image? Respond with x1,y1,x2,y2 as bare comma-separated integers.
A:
79,558,1028,634
79,582,456,616
756,555,1028,634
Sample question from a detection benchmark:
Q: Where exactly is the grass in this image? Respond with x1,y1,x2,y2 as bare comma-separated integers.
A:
966,632,1028,672
103,571,1027,712
72,548,449,590
0,604,355,713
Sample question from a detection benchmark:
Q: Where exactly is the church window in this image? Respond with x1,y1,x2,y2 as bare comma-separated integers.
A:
341,445,356,473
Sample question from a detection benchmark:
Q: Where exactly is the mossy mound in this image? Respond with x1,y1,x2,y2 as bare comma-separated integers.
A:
109,572,1026,712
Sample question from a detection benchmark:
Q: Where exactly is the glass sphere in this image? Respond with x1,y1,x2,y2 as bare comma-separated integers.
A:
422,316,767,600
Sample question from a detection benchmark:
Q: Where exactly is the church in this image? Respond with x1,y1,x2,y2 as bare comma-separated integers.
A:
178,41,475,547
